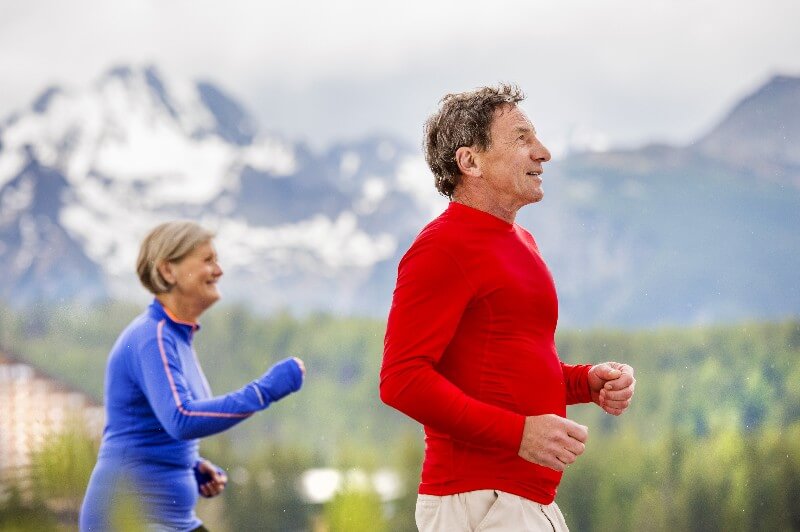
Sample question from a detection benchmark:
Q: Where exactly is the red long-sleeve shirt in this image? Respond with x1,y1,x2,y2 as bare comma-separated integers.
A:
380,201,592,504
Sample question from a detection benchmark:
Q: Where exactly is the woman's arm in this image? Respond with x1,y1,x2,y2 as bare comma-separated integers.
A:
135,322,303,440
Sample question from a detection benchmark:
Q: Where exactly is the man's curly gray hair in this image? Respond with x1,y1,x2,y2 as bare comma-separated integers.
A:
423,83,526,197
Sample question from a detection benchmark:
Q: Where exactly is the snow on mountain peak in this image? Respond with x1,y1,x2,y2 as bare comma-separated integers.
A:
0,65,298,196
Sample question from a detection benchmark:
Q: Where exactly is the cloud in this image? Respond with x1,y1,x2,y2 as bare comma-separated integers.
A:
2,0,799,150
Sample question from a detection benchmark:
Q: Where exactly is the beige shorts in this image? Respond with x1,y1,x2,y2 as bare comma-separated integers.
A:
415,489,569,532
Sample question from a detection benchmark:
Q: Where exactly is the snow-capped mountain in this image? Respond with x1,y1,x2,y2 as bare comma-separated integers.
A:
0,65,443,313
1,66,798,326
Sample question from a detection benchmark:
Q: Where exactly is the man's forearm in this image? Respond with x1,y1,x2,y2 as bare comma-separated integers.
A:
380,359,525,451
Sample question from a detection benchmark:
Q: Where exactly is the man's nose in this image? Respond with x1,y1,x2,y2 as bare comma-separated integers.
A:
532,139,551,162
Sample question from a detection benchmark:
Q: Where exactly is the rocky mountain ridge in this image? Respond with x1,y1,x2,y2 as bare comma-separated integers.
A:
0,67,797,326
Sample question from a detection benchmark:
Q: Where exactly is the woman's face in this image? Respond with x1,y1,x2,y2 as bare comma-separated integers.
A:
168,240,223,312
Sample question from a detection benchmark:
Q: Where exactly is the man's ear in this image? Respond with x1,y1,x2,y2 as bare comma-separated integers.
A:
455,146,481,178
157,260,177,286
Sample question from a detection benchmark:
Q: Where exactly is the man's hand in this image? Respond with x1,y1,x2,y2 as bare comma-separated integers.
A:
195,459,228,498
588,362,635,416
518,414,588,472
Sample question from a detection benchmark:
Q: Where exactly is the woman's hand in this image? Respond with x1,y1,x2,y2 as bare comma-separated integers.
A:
293,356,306,376
259,357,305,402
195,459,228,498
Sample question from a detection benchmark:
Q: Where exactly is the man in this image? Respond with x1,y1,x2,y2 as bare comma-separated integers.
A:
379,84,636,531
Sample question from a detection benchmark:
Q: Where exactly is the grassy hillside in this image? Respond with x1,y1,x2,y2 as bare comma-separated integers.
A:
3,302,796,446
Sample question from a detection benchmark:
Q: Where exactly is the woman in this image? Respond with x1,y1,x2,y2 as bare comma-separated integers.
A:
80,221,305,531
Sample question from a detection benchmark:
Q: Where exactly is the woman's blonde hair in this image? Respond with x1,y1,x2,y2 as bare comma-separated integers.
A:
136,221,215,294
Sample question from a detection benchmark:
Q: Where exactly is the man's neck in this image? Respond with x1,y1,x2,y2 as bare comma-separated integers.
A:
451,187,519,224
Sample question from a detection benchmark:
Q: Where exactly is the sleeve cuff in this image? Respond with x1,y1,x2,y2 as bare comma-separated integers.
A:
565,364,593,405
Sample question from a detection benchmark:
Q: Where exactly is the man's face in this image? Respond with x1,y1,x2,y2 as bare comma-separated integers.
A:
474,105,551,209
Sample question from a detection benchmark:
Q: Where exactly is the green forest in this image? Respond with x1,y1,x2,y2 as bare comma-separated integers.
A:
0,301,798,531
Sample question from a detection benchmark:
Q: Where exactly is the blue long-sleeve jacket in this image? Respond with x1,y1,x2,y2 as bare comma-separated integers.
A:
80,299,303,531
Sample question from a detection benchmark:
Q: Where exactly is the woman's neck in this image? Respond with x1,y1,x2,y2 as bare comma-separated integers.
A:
156,293,202,324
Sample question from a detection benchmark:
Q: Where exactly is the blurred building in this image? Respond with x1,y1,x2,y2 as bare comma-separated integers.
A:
0,350,104,489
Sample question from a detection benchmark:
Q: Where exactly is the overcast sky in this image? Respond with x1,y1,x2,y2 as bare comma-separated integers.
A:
2,0,798,154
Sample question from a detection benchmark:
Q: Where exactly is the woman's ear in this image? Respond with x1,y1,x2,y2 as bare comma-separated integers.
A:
455,146,481,178
157,260,177,286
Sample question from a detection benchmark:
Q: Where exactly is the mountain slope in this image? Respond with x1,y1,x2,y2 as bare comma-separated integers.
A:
696,75,800,186
520,144,800,325
0,154,106,305
0,65,437,314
